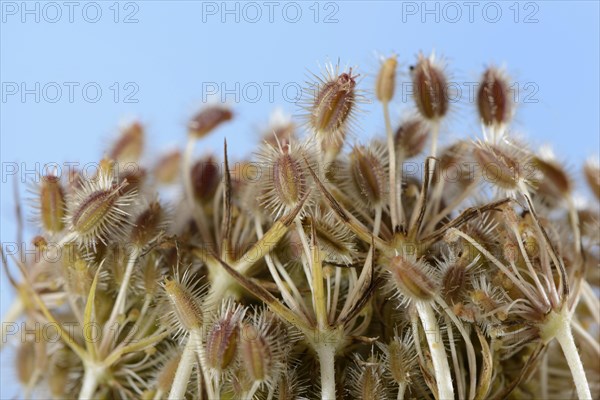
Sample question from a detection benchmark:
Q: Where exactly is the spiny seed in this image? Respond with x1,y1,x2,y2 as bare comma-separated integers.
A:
189,106,233,138
349,145,386,207
240,323,271,382
411,54,449,121
206,315,241,371
376,55,397,103
71,188,120,236
130,201,165,246
272,147,304,208
389,256,438,301
533,157,571,198
153,150,181,184
310,68,357,138
477,67,513,127
395,117,430,158
387,341,412,384
473,144,521,189
191,157,220,203
164,278,203,331
39,175,65,233
441,263,467,304
110,121,144,163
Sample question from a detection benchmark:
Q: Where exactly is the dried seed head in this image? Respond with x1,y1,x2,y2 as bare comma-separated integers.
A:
411,53,449,121
584,158,600,201
258,139,312,217
38,174,66,233
205,300,246,373
348,142,388,209
377,333,416,386
376,55,398,103
160,268,204,336
153,150,181,184
66,172,136,248
477,67,514,127
473,142,528,190
388,255,439,303
188,105,233,139
109,121,144,163
395,116,430,158
191,156,221,204
307,63,359,141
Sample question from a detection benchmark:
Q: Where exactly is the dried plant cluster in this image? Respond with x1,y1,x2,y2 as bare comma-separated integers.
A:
2,53,599,400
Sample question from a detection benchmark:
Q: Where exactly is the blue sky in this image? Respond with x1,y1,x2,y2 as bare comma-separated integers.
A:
1,1,599,395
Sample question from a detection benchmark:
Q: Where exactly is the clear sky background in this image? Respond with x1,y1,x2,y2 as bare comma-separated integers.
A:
1,1,599,396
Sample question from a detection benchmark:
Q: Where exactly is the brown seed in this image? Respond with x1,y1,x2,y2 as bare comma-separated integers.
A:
411,53,449,121
310,68,357,138
130,201,165,246
191,156,220,203
388,255,438,302
39,174,65,233
477,67,513,127
164,277,203,332
110,121,144,163
240,323,271,382
473,143,522,190
395,117,430,158
349,144,387,207
376,55,398,103
189,106,233,138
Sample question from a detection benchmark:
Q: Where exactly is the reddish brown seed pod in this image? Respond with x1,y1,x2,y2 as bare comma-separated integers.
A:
191,156,221,204
130,201,166,247
348,143,387,208
38,174,66,233
473,142,525,190
205,301,245,372
532,156,572,200
109,121,144,163
308,64,358,140
411,53,449,121
188,106,233,138
395,117,430,158
239,323,272,383
477,67,514,127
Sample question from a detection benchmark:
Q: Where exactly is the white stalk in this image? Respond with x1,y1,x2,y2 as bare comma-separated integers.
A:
79,363,103,400
553,314,592,400
168,331,199,400
416,301,454,400
316,342,337,400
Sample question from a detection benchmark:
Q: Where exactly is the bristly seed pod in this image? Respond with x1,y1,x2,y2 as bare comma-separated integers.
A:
347,143,388,209
376,55,398,103
66,171,136,248
387,255,439,303
411,53,449,121
130,201,166,247
307,63,359,141
38,174,66,233
395,116,430,158
258,139,313,217
188,105,233,139
109,121,144,163
477,67,514,128
348,353,388,400
160,269,204,337
473,141,528,190
205,300,246,373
